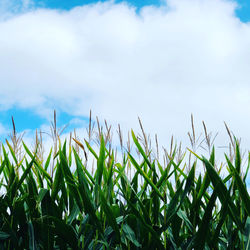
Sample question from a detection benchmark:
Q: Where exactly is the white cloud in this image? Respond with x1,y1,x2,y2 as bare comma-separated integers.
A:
0,0,250,153
0,123,9,136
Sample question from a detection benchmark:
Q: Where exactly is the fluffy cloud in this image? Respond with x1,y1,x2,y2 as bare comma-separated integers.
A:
0,0,250,151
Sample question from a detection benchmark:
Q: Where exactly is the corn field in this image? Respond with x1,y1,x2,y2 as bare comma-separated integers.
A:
0,112,249,249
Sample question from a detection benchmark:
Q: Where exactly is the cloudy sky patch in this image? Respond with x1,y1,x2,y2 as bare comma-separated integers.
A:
0,0,250,154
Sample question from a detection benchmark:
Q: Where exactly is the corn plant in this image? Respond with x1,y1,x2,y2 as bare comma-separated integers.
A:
0,116,249,249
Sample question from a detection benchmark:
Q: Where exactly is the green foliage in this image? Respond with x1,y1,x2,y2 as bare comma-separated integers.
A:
0,129,249,249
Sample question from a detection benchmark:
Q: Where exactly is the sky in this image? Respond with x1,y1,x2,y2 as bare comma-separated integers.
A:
0,0,250,167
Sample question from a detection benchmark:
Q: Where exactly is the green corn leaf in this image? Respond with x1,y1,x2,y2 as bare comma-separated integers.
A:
40,215,78,250
226,155,250,216
5,139,18,165
73,148,103,233
16,156,36,191
151,162,160,225
51,161,62,201
196,171,210,202
59,149,83,212
172,160,188,180
33,165,44,188
234,138,241,173
96,135,105,186
0,231,10,240
209,146,215,165
131,130,152,169
202,156,244,231
73,147,94,186
156,160,173,189
125,199,164,248
193,190,217,249
22,142,52,183
177,210,193,232
38,188,49,203
27,172,38,197
84,140,98,160
209,185,232,248
163,180,184,229
128,152,164,201
116,171,151,225
162,164,195,231
196,174,202,194
60,173,68,210
166,180,175,198
94,135,106,205
67,202,80,224
44,148,52,172
62,140,67,157
28,222,36,250
157,161,164,175
122,224,141,247
106,152,115,202
243,153,250,182
99,187,121,243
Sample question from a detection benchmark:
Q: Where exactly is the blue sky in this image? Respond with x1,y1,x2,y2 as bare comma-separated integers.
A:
35,0,162,10
0,107,82,135
1,0,250,162
234,0,250,22
31,0,250,22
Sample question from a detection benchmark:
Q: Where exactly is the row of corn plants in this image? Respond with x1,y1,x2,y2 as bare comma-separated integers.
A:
0,114,249,249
